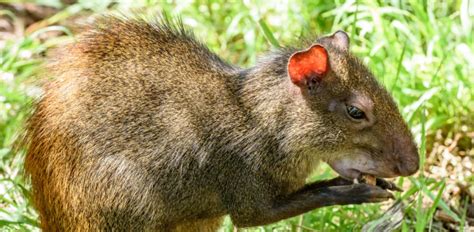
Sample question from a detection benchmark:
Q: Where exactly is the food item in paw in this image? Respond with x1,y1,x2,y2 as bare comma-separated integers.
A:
362,174,376,186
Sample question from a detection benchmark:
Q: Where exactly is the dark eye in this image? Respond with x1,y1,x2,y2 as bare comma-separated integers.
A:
346,105,365,120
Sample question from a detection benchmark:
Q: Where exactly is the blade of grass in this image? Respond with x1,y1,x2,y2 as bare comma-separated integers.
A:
391,41,407,92
351,0,359,39
426,181,445,231
408,176,461,222
258,19,280,48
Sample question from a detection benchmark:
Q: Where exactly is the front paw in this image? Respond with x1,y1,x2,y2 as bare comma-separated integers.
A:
328,184,394,205
375,178,402,192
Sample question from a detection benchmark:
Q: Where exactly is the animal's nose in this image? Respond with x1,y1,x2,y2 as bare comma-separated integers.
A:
397,160,419,176
396,147,420,176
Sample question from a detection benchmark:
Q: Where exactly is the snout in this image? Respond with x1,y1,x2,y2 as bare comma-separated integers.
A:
395,145,420,176
397,161,418,176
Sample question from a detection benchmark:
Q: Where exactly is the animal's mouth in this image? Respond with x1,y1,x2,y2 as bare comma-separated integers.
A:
327,153,399,181
338,169,378,184
328,160,404,191
338,168,397,180
342,171,385,187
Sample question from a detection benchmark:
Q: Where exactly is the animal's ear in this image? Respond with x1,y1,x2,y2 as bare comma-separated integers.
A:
318,30,350,51
287,44,329,87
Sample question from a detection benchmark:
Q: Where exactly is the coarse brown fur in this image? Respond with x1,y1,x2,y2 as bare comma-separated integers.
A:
22,15,418,231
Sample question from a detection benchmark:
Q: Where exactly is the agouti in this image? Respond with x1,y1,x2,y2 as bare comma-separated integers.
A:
23,15,419,231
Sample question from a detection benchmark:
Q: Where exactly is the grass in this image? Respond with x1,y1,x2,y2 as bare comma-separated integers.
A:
0,0,472,231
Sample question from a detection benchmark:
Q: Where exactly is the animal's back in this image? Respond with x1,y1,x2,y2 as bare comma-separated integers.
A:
24,16,240,231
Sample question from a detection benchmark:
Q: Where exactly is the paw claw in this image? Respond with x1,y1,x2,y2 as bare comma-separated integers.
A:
375,178,402,192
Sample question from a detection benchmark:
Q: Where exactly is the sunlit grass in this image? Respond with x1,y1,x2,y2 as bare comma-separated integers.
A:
0,0,472,231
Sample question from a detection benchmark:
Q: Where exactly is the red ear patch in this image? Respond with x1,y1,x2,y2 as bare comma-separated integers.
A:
288,44,329,87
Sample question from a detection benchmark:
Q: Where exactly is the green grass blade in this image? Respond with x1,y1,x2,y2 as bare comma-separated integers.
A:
258,19,280,48
391,41,407,92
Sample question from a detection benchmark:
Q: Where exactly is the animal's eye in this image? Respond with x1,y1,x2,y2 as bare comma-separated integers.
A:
346,105,365,120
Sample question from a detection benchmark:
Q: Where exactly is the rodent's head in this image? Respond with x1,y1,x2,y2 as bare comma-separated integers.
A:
286,31,419,180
